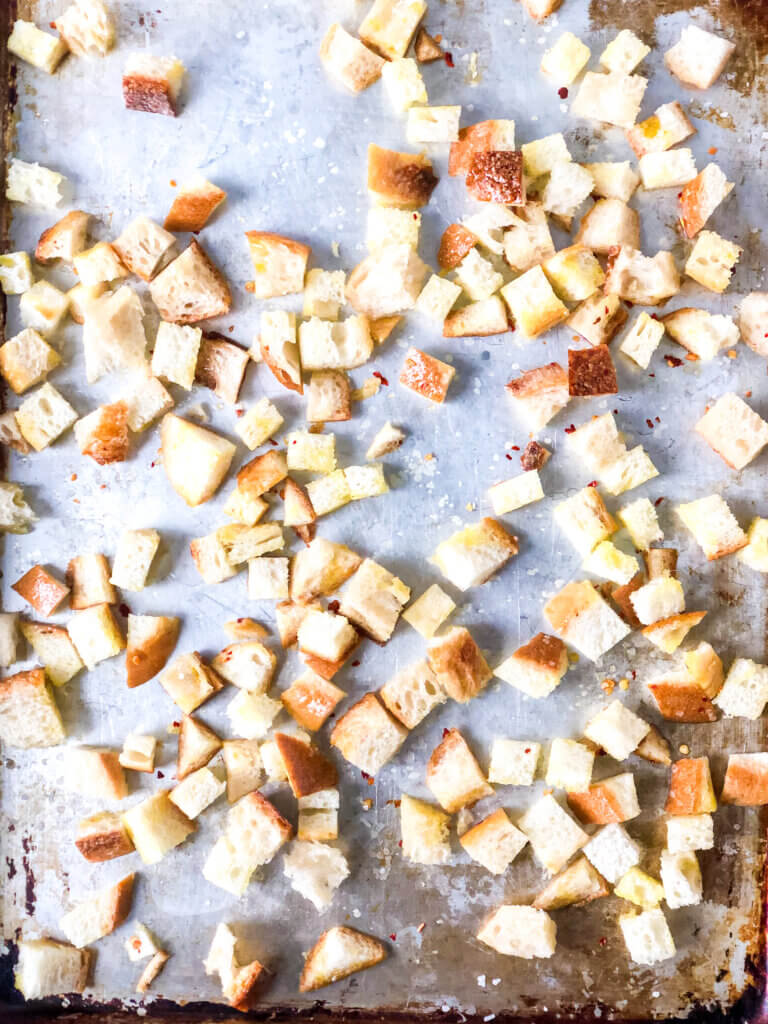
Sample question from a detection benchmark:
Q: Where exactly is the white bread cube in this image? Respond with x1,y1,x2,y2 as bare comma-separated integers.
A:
213,641,276,694
663,308,738,360
615,867,664,908
739,292,768,357
55,1,115,57
574,200,639,256
600,30,649,73
477,905,556,959
518,794,588,875
170,766,225,820
299,926,387,993
119,733,157,773
150,239,230,322
159,652,223,715
540,32,590,84
286,429,336,473
15,939,90,999
0,668,65,748
675,494,747,560
248,557,289,600
661,850,702,908
544,580,631,662
521,133,571,179
8,20,68,73
667,814,713,854
6,159,65,207
488,470,544,516
696,392,768,470
67,281,107,323
425,728,493,812
0,612,18,668
283,840,350,910
543,244,605,303
415,274,462,321
67,604,125,669
151,322,202,389
366,208,421,253
226,691,281,740
739,517,768,572
339,558,409,643
0,482,35,533
583,823,641,884
110,528,160,590
319,23,384,93
160,414,236,507
234,397,283,451
298,316,373,371
619,312,665,369
298,609,357,664
665,24,735,89
202,838,253,896
461,808,527,874
488,739,540,786
553,486,616,555
0,251,34,294
74,242,128,286
541,161,594,218
601,447,659,496
223,487,268,528
572,71,647,128
401,585,455,639
19,280,69,337
225,790,294,869
685,230,740,292
714,658,768,719
584,161,640,201
125,923,161,962
81,286,147,383
546,738,594,792
257,309,301,393
584,539,640,584
503,204,555,273
122,54,186,116
618,497,663,549
330,693,407,774
113,216,175,281
0,328,60,395
67,553,115,610
630,577,685,625
639,149,697,189
506,361,569,432
680,162,734,237
431,517,518,591
223,739,264,802
306,470,351,518
290,537,361,603
494,633,568,699
35,209,89,265
462,203,517,256
380,659,445,728
381,56,427,110
400,793,451,865
604,246,680,305
454,249,504,301
500,265,568,337
359,0,427,60
66,745,127,801
298,804,339,843
533,854,610,911
584,700,650,761
684,642,724,698
60,875,134,949
345,463,389,500
303,268,346,320
20,621,83,686
217,523,283,565
619,909,676,965
347,244,428,318
626,101,695,156
122,791,194,864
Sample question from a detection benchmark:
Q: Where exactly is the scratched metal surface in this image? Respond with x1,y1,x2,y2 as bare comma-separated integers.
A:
1,0,768,1017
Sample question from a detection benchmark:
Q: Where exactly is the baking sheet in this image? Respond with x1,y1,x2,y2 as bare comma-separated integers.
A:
2,0,768,1018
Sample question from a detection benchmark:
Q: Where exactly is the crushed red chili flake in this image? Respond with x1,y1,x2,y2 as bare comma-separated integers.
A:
646,418,654,429
390,933,397,941
655,416,660,423
630,670,637,680
49,21,56,28
157,771,164,779
172,721,181,728
664,355,683,367
650,313,659,320
510,445,520,451
505,453,513,460
235,408,244,417
648,372,655,378
599,937,608,947
367,776,375,786
70,473,77,481
244,281,255,293
587,480,598,488
417,922,426,933
119,603,131,617
708,146,718,155
351,659,361,667
372,371,389,386
564,424,576,434
654,497,664,507
524,747,531,753
269,438,278,445
170,179,177,187
361,771,371,781
558,86,569,98
328,599,341,613
444,52,454,67
442,727,450,738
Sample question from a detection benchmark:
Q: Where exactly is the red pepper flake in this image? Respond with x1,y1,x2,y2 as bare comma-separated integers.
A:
442,727,450,738
100,484,107,490
172,720,181,728
444,52,454,67
367,776,375,786
244,281,255,293
646,418,654,429
361,771,371,781
630,670,637,680
654,497,664,507
664,355,683,368
328,599,340,613
505,453,513,460
70,473,77,482
677,192,683,199
389,933,397,941
235,408,244,418
269,438,278,446
157,771,164,779
150,460,157,468
524,747,531,754
708,146,718,155
655,416,660,423
558,86,569,99
119,603,131,617
412,213,418,220
49,21,56,29
510,445,520,451
351,659,361,667
587,480,598,487
373,371,389,386
746,390,753,398
170,178,177,187
599,937,608,947
648,372,655,378
564,424,576,434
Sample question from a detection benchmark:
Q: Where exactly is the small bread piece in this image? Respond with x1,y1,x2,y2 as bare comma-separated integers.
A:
12,565,70,616
136,950,169,994
426,627,491,703
661,849,702,909
494,633,568,699
477,905,556,959
450,119,516,178
6,159,66,208
177,714,221,780
619,909,676,965
521,0,563,20
109,530,160,596
611,573,645,629
163,174,226,231
283,840,350,910
281,670,345,731
368,143,438,209
567,414,626,473
541,32,590,84
159,651,223,714
626,100,695,158
399,346,455,403
222,739,264,803
286,431,336,475
575,200,639,256
247,557,289,600
8,20,69,73
444,296,508,338
300,926,387,993
195,334,249,404
584,161,640,202
74,242,127,286
665,24,735,89
466,151,525,204
619,312,665,369
0,668,65,748
119,733,157,773
534,854,610,911
664,308,738,361
122,791,194,864
75,811,135,863
81,286,147,383
0,613,18,669
400,794,451,865
679,163,734,238
739,517,768,573
407,105,462,145
15,938,91,999
642,611,707,655
714,658,768,720
0,251,34,295
616,866,664,909
368,207,421,254
35,210,89,265
123,54,185,115
554,487,616,556
639,149,697,190
431,518,518,591
584,700,650,762
67,282,106,324
74,401,131,465
544,245,605,305
488,739,540,786
721,753,768,806
151,322,202,389
506,361,569,432
298,316,373,372
739,292,768,357
665,756,717,816
306,371,351,423
695,392,768,470
568,772,640,824
541,161,594,219
426,728,493,813
0,482,36,535
330,693,408,775
161,414,235,507
19,622,83,686
501,265,568,338
304,269,346,320
583,822,641,884
358,0,425,59
544,581,631,662
583,541,639,585
380,660,445,729
460,808,527,874
685,230,740,294
60,874,134,949
66,746,128,801
245,231,309,299
438,222,476,269
684,642,724,699
347,245,428,318
568,346,618,397
15,382,77,451
629,576,685,626
600,29,649,74
290,538,361,603
273,733,337,799
518,793,588,875
67,554,115,610
401,585,455,640
298,788,340,841
604,246,680,305
502,205,556,274
258,309,302,394
67,604,125,670
415,27,443,62
572,71,647,128
635,724,672,766
546,739,595,792
319,23,385,93
150,240,231,323
675,494,747,560
282,479,316,530
0,417,31,456
212,640,277,695
113,216,175,282
454,250,504,302
338,559,408,644
415,274,462,322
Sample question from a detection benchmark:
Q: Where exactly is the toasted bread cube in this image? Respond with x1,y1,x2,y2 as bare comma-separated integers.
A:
415,27,443,59
714,658,768,719
73,242,127,286
534,854,610,911
684,641,724,699
427,627,491,703
299,316,373,371
298,801,339,843
639,149,697,190
667,813,714,853
574,199,640,257
170,766,225,820
119,732,158,773
665,308,738,361
626,100,695,158
604,246,680,305
521,133,570,179
665,756,717,815
67,281,107,323
0,668,66,748
454,250,503,302
679,162,734,238
74,401,131,465
521,0,563,20
568,346,618,397
151,322,202,389
123,54,185,115
541,161,594,218
477,905,556,959
330,693,407,774
110,528,160,591
584,161,640,202
234,397,283,451
67,553,115,609
399,346,455,404
400,794,450,864
696,392,768,470
299,926,387,993
466,150,525,204
216,517,282,562
661,849,702,908
676,494,747,560
426,728,492,812
257,309,302,393
226,691,281,740
35,209,89,265
8,20,68,73
347,244,428,319
176,715,219,779
495,633,568,699
614,866,663,909
601,446,659,496
159,652,223,714
367,143,438,209
568,771,640,825
501,265,567,338
502,206,556,274
583,822,641,884
541,31,590,84
443,296,508,338
616,498,662,550
150,240,230,323
584,700,650,762
221,738,264,803
247,557,289,600
379,660,445,729
245,231,309,299
546,738,594,792
739,292,768,357
339,558,408,643
665,24,735,89
545,580,632,662
281,479,315,529
0,251,34,294
19,621,82,686
367,207,421,254
67,604,125,669
487,739,540,786
194,334,249,404
55,1,114,57
290,538,361,603
600,29,649,73
12,565,69,617
160,414,235,507
415,274,462,322
406,105,461,145
739,517,768,573
19,280,70,338
431,517,517,591
76,811,134,863
0,613,18,669
449,119,517,176
554,486,616,555
6,159,65,208
721,752,768,806
619,312,665,369
223,487,268,528
506,361,569,432
685,230,741,293
163,174,226,232
461,808,528,874
65,745,127,801
643,612,707,656
401,584,455,640
518,793,588,875
359,0,426,59
298,608,357,665
545,245,605,305
629,577,684,625
0,328,60,395
212,640,276,694
113,216,175,282
619,908,675,965
281,670,345,731
319,23,384,92
572,71,647,128
282,840,350,911
305,371,350,424
81,285,147,383
122,791,194,864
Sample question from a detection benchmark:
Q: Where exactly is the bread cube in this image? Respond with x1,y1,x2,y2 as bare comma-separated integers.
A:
617,497,662,550
227,690,281,740
643,611,708,656
487,739,540,786
450,119,517,176
284,429,335,475
67,604,125,669
575,200,639,256
283,840,350,911
55,0,114,57
339,559,408,643
714,658,768,719
465,150,525,204
546,738,594,792
196,331,249,402
65,745,127,801
19,280,69,338
12,565,69,617
60,876,134,951
150,240,231,323
696,392,768,470
521,134,570,180
73,242,127,286
290,538,361,603
110,528,160,591
521,0,562,20
233,397,283,451
426,728,492,812
720,752,768,806
176,715,220,780
359,0,426,59
298,608,358,666
299,926,387,993
0,416,32,456
81,286,147,383
298,788,340,842
494,633,568,699
67,553,115,610
8,20,68,73
299,316,373,371
0,328,60,395
67,281,107,324
554,486,616,555
258,309,302,393
601,446,659,496
488,470,544,516
685,229,741,294
169,767,225,820
75,401,131,465
212,640,276,694
245,230,309,299
568,771,640,825
159,652,223,714
600,29,649,73
281,670,345,731
378,660,443,729
738,517,768,573
162,174,225,232
739,292,768,357
675,494,747,560
120,732,158,772
401,585,455,640
399,346,455,403
202,836,254,897
461,808,527,874
0,483,35,533
161,414,235,507
0,613,18,669
619,908,675,965
501,265,568,338
506,361,569,431
122,791,194,864
584,160,640,202
6,158,65,208
666,813,714,853
406,105,461,145
415,274,462,322
345,464,389,501
302,270,346,322
347,244,428,318
619,312,665,369
223,739,264,802
584,700,650,761
75,811,134,863
431,517,517,591
665,24,735,89
572,71,647,128
626,101,695,159
541,32,590,84
282,478,316,528
112,216,175,281
665,756,717,815
518,793,588,875
367,143,437,209
604,246,680,305
330,693,407,774
502,206,555,276
684,642,724,698
151,322,202,389
367,207,421,254
0,251,34,294
319,23,384,92
568,346,618,397
247,557,288,600
583,822,641,884
477,905,556,958
545,580,631,662
0,668,66,748
399,793,450,865
639,149,697,190
305,471,350,518
614,866,664,909
661,850,702,908
35,209,89,265
629,577,685,626
123,54,185,115
679,162,734,238
541,161,594,218
125,923,162,963
427,626,491,703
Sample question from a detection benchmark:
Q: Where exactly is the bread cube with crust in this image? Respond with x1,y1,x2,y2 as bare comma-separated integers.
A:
614,866,664,908
122,374,173,432
738,517,768,573
617,498,663,550
721,752,768,806
286,429,336,474
0,419,32,457
400,794,451,865
661,850,702,908
299,316,373,371
67,604,125,669
495,633,568,698
399,346,455,403
36,210,89,265
0,251,34,294
73,242,127,286
501,266,568,338
60,874,134,951
19,280,70,337
739,293,768,357
281,670,345,731
630,577,684,625
541,161,594,218
161,414,235,506
257,309,302,393
0,613,18,669
380,659,445,729
685,230,741,293
431,517,517,591
568,346,618,397
339,559,409,643
75,811,134,863
696,392,768,470
506,362,569,432
584,161,640,202
0,668,66,748
665,24,735,89
568,772,640,824
666,813,714,852
518,793,588,875
347,244,428,318
122,791,194,864
584,700,650,761
679,163,734,238
159,652,223,714
123,54,185,115
675,494,747,560
21,621,82,686
207,520,278,566
427,627,491,703
521,0,563,20
534,854,610,911
604,246,680,305
461,808,528,874
575,199,640,256
319,23,385,92
626,101,695,157
714,658,768,720
619,909,675,965
81,286,147,383
666,308,739,361
426,728,493,812
478,905,556,958
359,0,426,59
75,401,131,465
544,246,605,305
194,334,249,404
583,823,641,884
465,150,525,204
212,640,276,694
639,149,697,190
283,840,350,911
298,788,340,842
643,612,708,657
67,281,107,324
600,30,649,74
164,174,226,232
545,581,631,662
65,745,128,801
521,133,570,180
6,159,66,208
67,553,115,609
415,274,462,322
407,105,461,145
110,528,160,591
402,585,455,640
331,693,407,774
273,734,338,799
684,642,724,698
502,205,555,276
8,20,68,73
546,738,594,792
12,565,69,616
541,32,590,84
0,328,60,395
554,487,616,555
450,119,517,176
120,732,158,773
489,469,544,515
222,739,264,803
367,207,421,254
619,312,665,369
572,71,647,128
234,397,283,450
113,216,175,281
291,538,361,603
367,144,438,209
488,739,540,786
300,926,387,993
245,231,309,299
665,756,717,815
298,608,358,667
176,715,220,779
601,446,658,496
150,239,230,323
